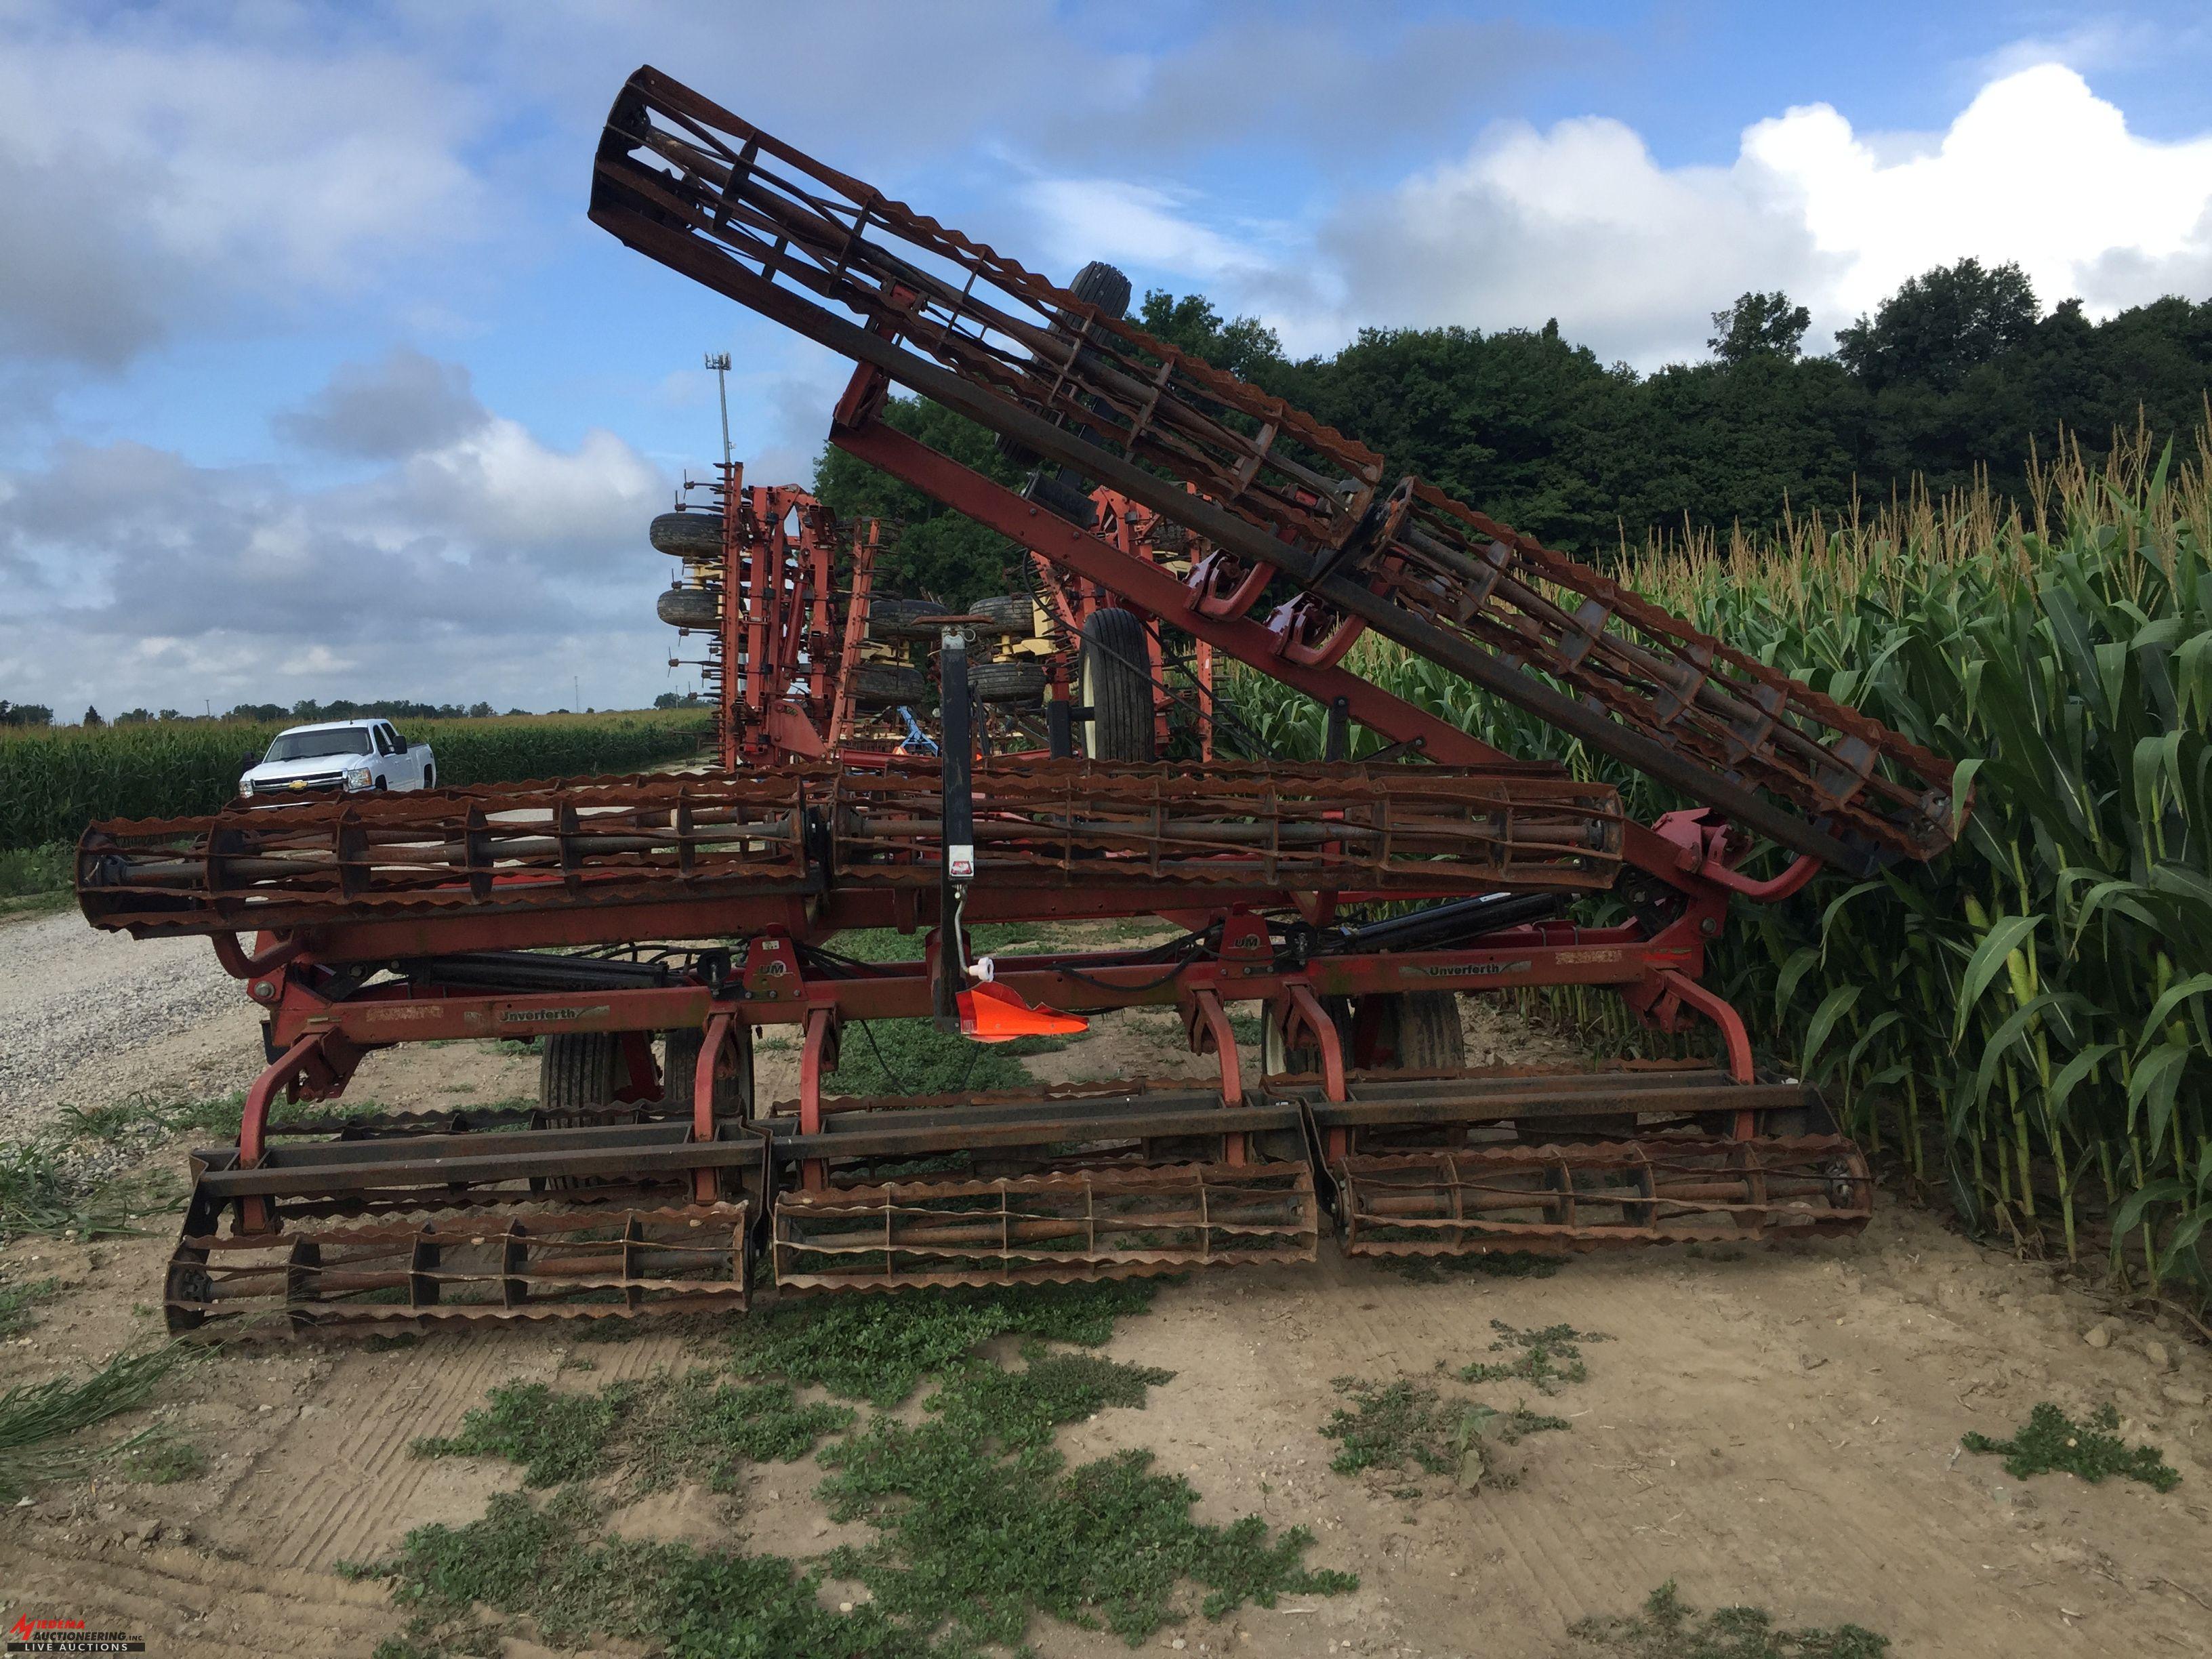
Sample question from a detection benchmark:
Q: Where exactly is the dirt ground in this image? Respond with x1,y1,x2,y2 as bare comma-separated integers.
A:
1,908,2208,1658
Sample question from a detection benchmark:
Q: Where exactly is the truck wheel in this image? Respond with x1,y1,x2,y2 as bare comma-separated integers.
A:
970,661,1045,706
1080,608,1153,762
853,663,929,707
866,598,948,642
657,587,720,629
650,512,724,559
1357,992,1466,1072
423,764,436,790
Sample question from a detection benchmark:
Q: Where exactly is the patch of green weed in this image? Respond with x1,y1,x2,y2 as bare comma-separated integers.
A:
364,1487,941,1659
0,1345,194,1500
0,1276,60,1338
1322,1377,1567,1489
0,844,70,899
1570,1580,1888,1656
825,924,1047,964
414,1382,625,1488
928,1344,1172,1450
415,1372,853,1496
730,1279,1157,1406
623,1373,855,1495
1961,1401,2180,1492
118,1431,208,1483
819,1349,1348,1648
1371,1250,1560,1282
0,1143,157,1243
1459,1319,1610,1395
832,1017,1070,1097
54,1091,245,1145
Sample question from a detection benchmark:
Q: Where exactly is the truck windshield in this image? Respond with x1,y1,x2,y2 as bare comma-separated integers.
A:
264,729,370,762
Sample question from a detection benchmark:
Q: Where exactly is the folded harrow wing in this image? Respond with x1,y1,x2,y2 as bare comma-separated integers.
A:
71,68,1960,1334
588,66,1959,875
651,476,882,767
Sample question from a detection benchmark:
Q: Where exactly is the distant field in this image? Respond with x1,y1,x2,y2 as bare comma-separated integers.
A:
0,710,713,850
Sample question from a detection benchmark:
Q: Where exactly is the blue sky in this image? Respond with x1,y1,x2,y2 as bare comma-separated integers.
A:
4,0,2211,718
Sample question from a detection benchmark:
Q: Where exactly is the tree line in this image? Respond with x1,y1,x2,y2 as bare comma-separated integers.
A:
815,258,2212,592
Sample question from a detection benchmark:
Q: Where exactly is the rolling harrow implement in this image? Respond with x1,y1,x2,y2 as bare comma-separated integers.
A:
73,67,1958,1332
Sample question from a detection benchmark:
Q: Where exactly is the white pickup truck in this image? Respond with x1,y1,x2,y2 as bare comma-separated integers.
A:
239,720,436,801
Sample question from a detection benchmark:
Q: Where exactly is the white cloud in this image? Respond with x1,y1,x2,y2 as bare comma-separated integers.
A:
1055,61,2212,370
1324,62,2212,365
0,12,484,369
0,359,680,714
1025,179,1277,285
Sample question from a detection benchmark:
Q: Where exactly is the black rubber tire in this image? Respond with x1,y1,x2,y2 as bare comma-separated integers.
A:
867,597,948,642
1080,608,1154,762
650,512,724,559
969,594,1037,637
996,261,1132,474
656,587,719,629
422,764,435,789
970,660,1046,705
853,663,930,708
1359,991,1467,1072
662,1025,754,1122
1065,259,1132,320
541,1032,621,1111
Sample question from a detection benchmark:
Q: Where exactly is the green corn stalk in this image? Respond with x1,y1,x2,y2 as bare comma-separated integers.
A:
1224,424,2212,1307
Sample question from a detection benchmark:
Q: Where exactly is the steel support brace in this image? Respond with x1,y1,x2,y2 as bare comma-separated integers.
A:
1273,981,1350,1162
1182,986,1246,1166
798,1005,840,1191
235,1029,361,1233
1626,968,1759,1094
691,1010,739,1203
211,930,304,981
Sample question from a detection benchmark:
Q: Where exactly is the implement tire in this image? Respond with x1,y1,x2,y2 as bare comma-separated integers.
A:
650,512,724,559
1359,991,1467,1072
541,1033,621,1111
662,1025,755,1123
656,587,719,630
867,598,948,642
970,661,1046,706
853,663,929,708
1080,607,1154,762
970,594,1037,637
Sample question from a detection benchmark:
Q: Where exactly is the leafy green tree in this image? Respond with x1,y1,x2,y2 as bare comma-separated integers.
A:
1835,258,2039,390
1708,291,1811,364
813,394,1025,605
1134,290,1286,380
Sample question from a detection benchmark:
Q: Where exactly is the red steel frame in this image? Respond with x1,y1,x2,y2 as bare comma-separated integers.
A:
201,363,1818,1204
1032,488,1216,762
675,467,858,768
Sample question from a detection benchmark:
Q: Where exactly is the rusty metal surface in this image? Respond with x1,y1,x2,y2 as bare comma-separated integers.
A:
165,1202,750,1332
772,1160,1317,1291
830,758,1620,893
589,66,1961,869
1332,1134,1872,1255
77,759,1622,936
77,775,814,933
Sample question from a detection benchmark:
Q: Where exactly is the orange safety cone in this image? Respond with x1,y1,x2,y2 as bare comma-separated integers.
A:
956,979,1089,1042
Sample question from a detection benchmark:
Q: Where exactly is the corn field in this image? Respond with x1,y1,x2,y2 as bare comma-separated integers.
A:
0,710,711,851
1229,430,2212,1305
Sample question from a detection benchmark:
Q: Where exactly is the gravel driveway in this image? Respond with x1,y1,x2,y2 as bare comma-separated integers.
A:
0,908,262,1145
